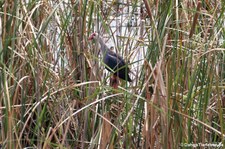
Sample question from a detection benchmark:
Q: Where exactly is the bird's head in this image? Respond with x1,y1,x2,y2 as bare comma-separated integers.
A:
88,32,98,40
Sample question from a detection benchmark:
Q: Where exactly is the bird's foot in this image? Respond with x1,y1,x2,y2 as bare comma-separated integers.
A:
110,75,119,89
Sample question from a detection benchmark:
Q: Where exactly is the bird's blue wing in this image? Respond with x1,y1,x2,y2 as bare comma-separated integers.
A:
104,52,130,72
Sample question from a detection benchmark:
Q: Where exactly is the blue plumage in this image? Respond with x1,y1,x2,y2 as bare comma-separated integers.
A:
89,33,132,82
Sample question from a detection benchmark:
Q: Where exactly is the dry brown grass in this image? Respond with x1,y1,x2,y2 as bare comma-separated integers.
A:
0,0,224,148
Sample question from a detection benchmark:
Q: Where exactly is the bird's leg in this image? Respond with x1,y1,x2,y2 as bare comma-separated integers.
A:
110,74,119,89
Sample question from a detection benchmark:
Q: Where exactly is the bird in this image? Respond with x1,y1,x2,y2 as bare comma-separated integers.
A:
88,32,132,88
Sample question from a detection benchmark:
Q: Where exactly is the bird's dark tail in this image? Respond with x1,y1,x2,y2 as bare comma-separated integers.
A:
118,73,132,82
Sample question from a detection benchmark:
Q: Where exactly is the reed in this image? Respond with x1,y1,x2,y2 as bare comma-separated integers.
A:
0,0,224,148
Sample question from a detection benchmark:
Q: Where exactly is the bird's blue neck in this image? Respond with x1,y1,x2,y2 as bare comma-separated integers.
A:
98,37,109,55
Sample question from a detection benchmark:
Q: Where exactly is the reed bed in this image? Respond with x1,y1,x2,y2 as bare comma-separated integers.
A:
0,0,224,148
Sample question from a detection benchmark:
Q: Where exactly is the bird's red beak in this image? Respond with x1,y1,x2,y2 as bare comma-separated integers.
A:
88,33,96,40
88,35,93,40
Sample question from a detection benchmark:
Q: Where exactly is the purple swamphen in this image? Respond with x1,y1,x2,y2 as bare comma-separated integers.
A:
88,33,132,88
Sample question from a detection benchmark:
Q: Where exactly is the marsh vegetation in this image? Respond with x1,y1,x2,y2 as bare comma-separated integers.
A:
0,0,225,148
